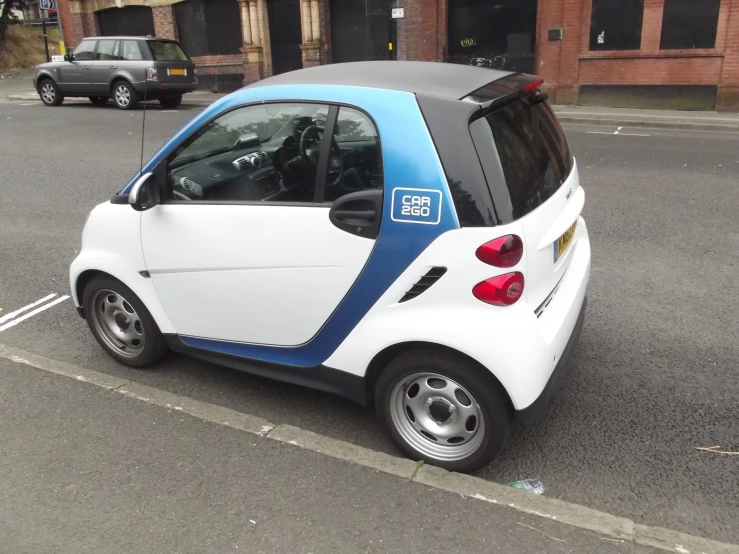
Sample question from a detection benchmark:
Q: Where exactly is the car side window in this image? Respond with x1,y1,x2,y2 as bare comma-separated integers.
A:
324,107,383,202
121,41,144,61
73,40,97,61
96,39,118,61
168,103,331,204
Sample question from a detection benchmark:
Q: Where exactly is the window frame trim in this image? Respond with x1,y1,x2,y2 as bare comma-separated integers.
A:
158,99,384,208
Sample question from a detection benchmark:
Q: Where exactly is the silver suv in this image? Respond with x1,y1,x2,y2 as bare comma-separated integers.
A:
33,36,198,110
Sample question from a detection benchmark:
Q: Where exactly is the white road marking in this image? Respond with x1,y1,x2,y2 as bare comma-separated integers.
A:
586,128,650,137
0,295,70,332
0,294,57,324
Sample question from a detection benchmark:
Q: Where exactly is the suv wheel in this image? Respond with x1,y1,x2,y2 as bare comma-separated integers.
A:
112,81,140,110
375,349,512,473
89,95,109,106
39,79,64,106
82,275,167,368
159,95,182,108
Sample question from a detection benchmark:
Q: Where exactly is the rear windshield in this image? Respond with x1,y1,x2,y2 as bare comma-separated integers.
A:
482,101,573,219
148,41,188,61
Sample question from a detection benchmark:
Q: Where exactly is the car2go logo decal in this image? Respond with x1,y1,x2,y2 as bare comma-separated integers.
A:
390,188,443,225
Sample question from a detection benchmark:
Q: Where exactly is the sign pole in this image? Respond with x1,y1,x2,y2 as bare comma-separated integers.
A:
42,14,50,62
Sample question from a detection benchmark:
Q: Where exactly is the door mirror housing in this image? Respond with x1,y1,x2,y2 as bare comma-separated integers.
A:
64,53,74,62
129,172,159,211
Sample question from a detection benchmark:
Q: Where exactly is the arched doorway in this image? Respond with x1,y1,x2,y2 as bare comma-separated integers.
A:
268,0,303,75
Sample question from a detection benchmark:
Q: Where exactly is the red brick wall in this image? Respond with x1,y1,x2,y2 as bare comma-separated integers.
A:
56,0,82,48
152,5,177,40
718,0,739,109
579,56,724,85
397,0,445,61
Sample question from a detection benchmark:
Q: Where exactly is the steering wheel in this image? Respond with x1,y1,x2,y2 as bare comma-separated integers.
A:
300,126,344,187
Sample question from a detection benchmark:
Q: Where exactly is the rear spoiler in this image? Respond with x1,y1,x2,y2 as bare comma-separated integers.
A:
464,73,548,121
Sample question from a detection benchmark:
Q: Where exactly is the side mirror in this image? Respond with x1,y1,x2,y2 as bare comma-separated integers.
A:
64,53,74,62
129,172,159,211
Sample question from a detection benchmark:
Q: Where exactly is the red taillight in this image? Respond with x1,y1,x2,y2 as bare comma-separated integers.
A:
476,235,523,267
524,79,544,93
473,272,524,306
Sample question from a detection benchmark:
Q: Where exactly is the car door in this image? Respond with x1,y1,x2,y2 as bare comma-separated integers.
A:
89,39,119,94
140,102,383,347
57,39,96,94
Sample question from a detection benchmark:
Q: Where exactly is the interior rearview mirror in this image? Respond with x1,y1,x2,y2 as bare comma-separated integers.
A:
129,172,159,211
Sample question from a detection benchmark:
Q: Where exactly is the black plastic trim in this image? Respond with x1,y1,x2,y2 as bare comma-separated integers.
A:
399,267,447,303
110,194,130,204
416,94,498,227
163,335,371,405
516,297,587,424
314,104,339,203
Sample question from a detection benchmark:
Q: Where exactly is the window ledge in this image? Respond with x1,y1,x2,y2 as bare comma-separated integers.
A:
580,50,723,60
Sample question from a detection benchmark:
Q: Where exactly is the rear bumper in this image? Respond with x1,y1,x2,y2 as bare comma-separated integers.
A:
134,81,198,97
516,296,586,423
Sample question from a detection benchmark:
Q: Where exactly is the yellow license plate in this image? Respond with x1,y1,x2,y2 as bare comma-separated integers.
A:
553,221,577,262
169,68,185,76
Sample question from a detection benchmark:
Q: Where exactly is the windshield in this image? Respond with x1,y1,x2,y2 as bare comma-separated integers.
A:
148,41,188,61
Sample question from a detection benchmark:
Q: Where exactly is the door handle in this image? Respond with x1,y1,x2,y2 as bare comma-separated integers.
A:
332,209,377,221
109,65,116,69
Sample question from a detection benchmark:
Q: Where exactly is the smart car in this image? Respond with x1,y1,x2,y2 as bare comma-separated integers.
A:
70,61,590,472
33,36,197,109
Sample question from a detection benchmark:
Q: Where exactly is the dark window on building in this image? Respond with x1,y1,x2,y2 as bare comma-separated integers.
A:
589,0,644,51
96,6,154,37
660,0,720,50
448,0,537,74
174,0,241,57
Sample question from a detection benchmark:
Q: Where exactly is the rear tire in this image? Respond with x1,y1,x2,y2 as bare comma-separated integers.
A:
159,95,182,108
375,348,512,473
89,95,109,106
38,79,64,106
82,275,167,368
112,81,139,110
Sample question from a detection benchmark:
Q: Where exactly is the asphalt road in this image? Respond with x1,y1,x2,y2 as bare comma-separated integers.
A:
2,357,664,554
0,99,737,543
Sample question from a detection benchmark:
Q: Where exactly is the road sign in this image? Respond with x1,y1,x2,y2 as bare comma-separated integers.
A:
40,0,55,11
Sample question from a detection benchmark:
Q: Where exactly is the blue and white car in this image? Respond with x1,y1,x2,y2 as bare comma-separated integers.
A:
71,61,590,472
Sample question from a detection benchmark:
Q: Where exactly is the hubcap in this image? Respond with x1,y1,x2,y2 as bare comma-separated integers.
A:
89,289,145,358
115,85,130,107
41,83,55,103
389,372,485,462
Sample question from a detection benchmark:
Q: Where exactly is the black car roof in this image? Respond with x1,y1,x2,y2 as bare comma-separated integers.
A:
248,61,515,101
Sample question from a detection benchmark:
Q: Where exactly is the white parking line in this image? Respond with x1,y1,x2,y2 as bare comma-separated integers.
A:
586,126,650,137
0,295,70,332
0,294,57,325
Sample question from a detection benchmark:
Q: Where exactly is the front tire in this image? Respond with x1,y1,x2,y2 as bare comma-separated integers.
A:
159,95,182,108
82,275,167,368
89,95,109,106
375,349,512,473
38,79,64,106
112,81,139,110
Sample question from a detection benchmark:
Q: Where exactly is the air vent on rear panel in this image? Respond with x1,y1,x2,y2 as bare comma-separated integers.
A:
399,267,448,303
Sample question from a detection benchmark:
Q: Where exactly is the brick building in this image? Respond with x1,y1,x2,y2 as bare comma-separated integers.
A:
56,0,739,111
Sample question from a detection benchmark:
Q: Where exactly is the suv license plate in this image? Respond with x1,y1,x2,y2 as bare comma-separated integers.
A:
553,221,577,263
169,68,185,76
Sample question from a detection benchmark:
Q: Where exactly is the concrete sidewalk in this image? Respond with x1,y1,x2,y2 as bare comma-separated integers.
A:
0,356,660,554
552,104,739,131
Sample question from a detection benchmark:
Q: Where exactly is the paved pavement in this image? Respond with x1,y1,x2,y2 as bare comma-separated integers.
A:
0,357,660,553
0,101,737,543
552,105,739,131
